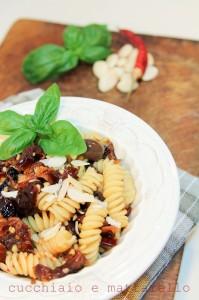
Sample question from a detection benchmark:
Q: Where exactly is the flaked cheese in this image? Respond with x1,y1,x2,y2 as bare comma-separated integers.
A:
40,156,66,169
1,191,18,198
39,223,62,240
106,216,121,228
71,160,90,167
41,181,62,195
57,178,69,200
67,186,95,203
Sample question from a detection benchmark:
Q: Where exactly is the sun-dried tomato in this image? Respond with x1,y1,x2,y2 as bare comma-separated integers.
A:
34,165,59,184
17,145,44,171
126,205,132,216
60,166,78,180
100,237,117,250
35,250,86,281
62,250,86,272
101,225,119,235
103,143,117,160
34,264,53,281
0,242,6,263
0,217,33,252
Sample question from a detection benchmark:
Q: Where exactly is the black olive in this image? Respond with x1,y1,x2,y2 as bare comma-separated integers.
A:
84,139,104,162
0,180,8,193
14,183,37,217
0,198,16,218
7,167,19,182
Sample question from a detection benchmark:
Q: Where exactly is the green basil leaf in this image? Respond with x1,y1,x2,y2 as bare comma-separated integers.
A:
33,83,60,130
0,129,36,160
22,44,71,84
55,50,78,73
83,24,111,47
80,46,111,63
63,26,85,52
0,111,26,134
24,114,36,130
35,125,53,137
39,120,87,156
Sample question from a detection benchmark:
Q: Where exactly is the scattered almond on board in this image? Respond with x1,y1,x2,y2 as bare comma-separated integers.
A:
93,44,159,93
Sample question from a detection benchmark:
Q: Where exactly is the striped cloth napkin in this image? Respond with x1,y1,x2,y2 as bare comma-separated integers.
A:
1,90,199,300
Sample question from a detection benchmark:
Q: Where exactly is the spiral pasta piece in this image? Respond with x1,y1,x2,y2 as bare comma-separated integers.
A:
79,201,107,265
35,251,63,269
103,159,128,228
36,227,76,255
80,167,103,194
48,197,80,222
23,211,59,233
0,252,39,278
93,159,104,174
37,192,57,211
0,251,63,278
124,169,136,206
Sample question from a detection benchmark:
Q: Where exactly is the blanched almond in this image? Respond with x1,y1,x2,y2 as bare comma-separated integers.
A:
142,66,159,81
117,57,127,67
117,73,138,93
106,54,119,67
98,70,118,92
124,49,138,72
113,67,124,78
93,61,109,78
118,44,134,58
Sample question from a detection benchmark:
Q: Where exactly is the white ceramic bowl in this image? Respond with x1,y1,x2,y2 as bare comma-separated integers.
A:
0,97,180,300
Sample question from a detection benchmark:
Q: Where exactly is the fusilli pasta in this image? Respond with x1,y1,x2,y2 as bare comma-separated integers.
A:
36,252,63,269
0,252,39,278
80,167,103,194
37,192,57,211
103,159,128,228
48,197,80,222
0,251,62,278
93,159,104,174
36,227,76,255
79,201,107,265
23,211,59,233
124,169,136,206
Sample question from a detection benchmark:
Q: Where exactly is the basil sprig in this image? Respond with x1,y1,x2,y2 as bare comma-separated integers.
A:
0,84,87,160
22,24,111,84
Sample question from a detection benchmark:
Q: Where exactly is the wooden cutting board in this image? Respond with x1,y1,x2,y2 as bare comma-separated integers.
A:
0,19,199,300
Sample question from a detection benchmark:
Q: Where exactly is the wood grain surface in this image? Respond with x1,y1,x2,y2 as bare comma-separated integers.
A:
0,19,198,300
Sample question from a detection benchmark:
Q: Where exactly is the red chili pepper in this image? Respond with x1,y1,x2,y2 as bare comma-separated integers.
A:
120,29,148,79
